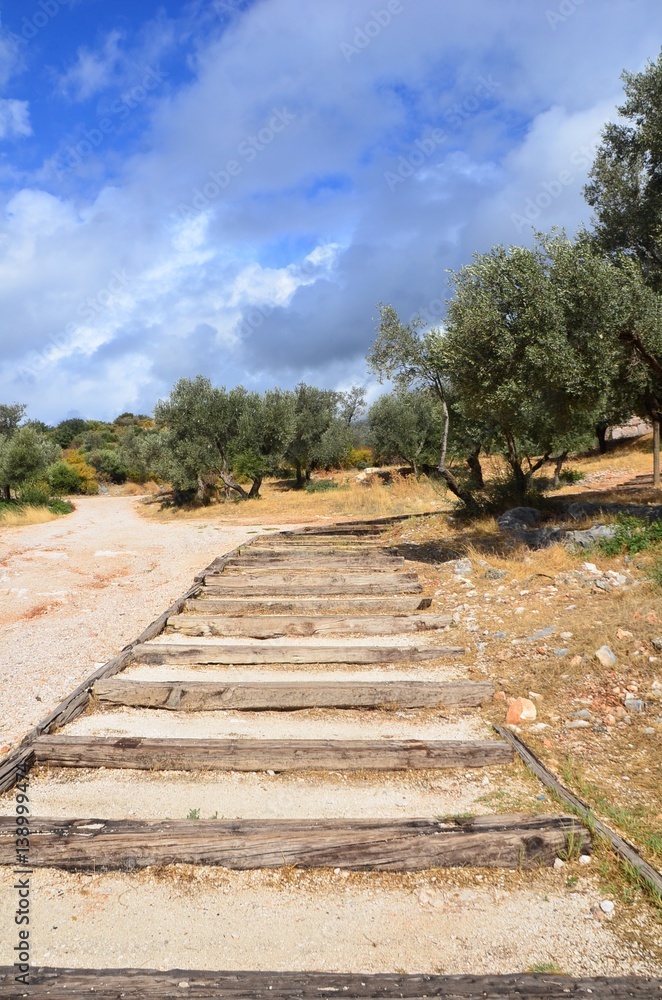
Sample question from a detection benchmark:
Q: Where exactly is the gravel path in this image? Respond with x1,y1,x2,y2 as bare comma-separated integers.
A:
0,497,274,752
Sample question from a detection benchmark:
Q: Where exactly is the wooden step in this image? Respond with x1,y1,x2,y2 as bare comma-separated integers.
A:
202,577,423,595
228,552,404,564
2,969,656,999
33,736,513,771
93,679,493,711
131,643,463,665
185,596,432,614
0,814,588,871
167,613,452,637
224,561,406,574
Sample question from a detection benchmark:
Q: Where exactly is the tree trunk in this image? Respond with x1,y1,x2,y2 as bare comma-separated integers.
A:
410,457,418,478
466,446,484,489
654,420,660,488
2,485,9,502
295,463,304,489
552,452,568,490
436,400,476,506
596,422,609,455
248,476,262,498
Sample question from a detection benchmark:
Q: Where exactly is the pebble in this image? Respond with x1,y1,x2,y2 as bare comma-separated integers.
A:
595,646,618,668
579,855,591,866
553,648,570,657
553,858,565,869
651,637,662,652
600,900,615,915
624,697,645,714
644,727,656,735
572,709,593,721
566,720,590,729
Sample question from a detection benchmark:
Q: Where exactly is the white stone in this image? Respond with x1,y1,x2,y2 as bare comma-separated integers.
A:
600,900,615,914
579,855,591,866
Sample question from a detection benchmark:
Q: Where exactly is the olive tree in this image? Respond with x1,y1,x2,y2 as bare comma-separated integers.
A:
369,389,445,476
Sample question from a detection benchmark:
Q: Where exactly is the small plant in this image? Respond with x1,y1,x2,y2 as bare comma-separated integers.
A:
186,808,200,820
558,828,584,862
48,498,74,515
305,479,339,493
599,513,662,556
527,962,564,974
558,468,585,484
18,482,52,506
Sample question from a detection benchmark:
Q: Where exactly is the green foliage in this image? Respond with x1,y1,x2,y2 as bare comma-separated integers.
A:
18,482,52,506
0,403,26,437
87,448,129,484
51,417,90,449
48,498,74,515
585,48,662,291
285,383,345,485
47,460,83,495
369,389,445,476
305,479,339,493
559,468,585,484
599,513,662,556
0,426,60,498
346,447,373,469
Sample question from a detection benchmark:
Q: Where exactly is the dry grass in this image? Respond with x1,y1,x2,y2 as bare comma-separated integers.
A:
142,471,449,526
0,505,60,528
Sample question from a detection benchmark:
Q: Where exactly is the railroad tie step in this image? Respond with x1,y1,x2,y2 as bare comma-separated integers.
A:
92,679,495,711
0,814,589,871
129,643,464,665
166,613,452,637
185,596,433,614
32,736,514,771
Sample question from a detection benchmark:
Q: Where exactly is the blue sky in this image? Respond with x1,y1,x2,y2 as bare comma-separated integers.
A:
0,0,661,423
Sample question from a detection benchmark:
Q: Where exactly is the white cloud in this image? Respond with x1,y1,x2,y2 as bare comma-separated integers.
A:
0,99,31,139
59,30,124,101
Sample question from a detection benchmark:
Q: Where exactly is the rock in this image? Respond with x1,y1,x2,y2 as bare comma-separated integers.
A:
644,727,656,735
570,655,584,667
600,900,615,915
566,525,617,549
553,648,570,657
553,858,565,870
616,629,633,639
450,558,473,576
595,645,618,668
579,855,591,866
604,715,616,726
572,709,593,721
493,691,506,701
624,697,645,713
511,527,565,550
484,567,507,581
582,562,600,575
566,720,590,729
560,631,573,640
595,578,609,591
651,637,662,652
493,630,508,639
528,691,543,701
529,722,550,732
505,697,537,724
496,507,543,531
513,626,556,645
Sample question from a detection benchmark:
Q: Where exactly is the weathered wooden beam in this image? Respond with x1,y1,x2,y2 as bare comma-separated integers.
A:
4,969,657,1000
228,552,404,564
203,578,423,596
167,613,452,637
494,724,662,899
93,679,493,711
186,596,432,614
225,561,405,574
0,814,588,871
33,736,513,771
132,643,463,665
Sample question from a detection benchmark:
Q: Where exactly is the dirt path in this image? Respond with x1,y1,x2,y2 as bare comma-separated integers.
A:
0,497,280,752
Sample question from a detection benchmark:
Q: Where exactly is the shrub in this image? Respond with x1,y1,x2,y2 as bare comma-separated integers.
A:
18,482,51,506
48,498,74,515
559,468,586,485
305,479,339,493
599,514,662,556
87,448,129,484
64,450,99,494
47,460,82,495
346,447,374,470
